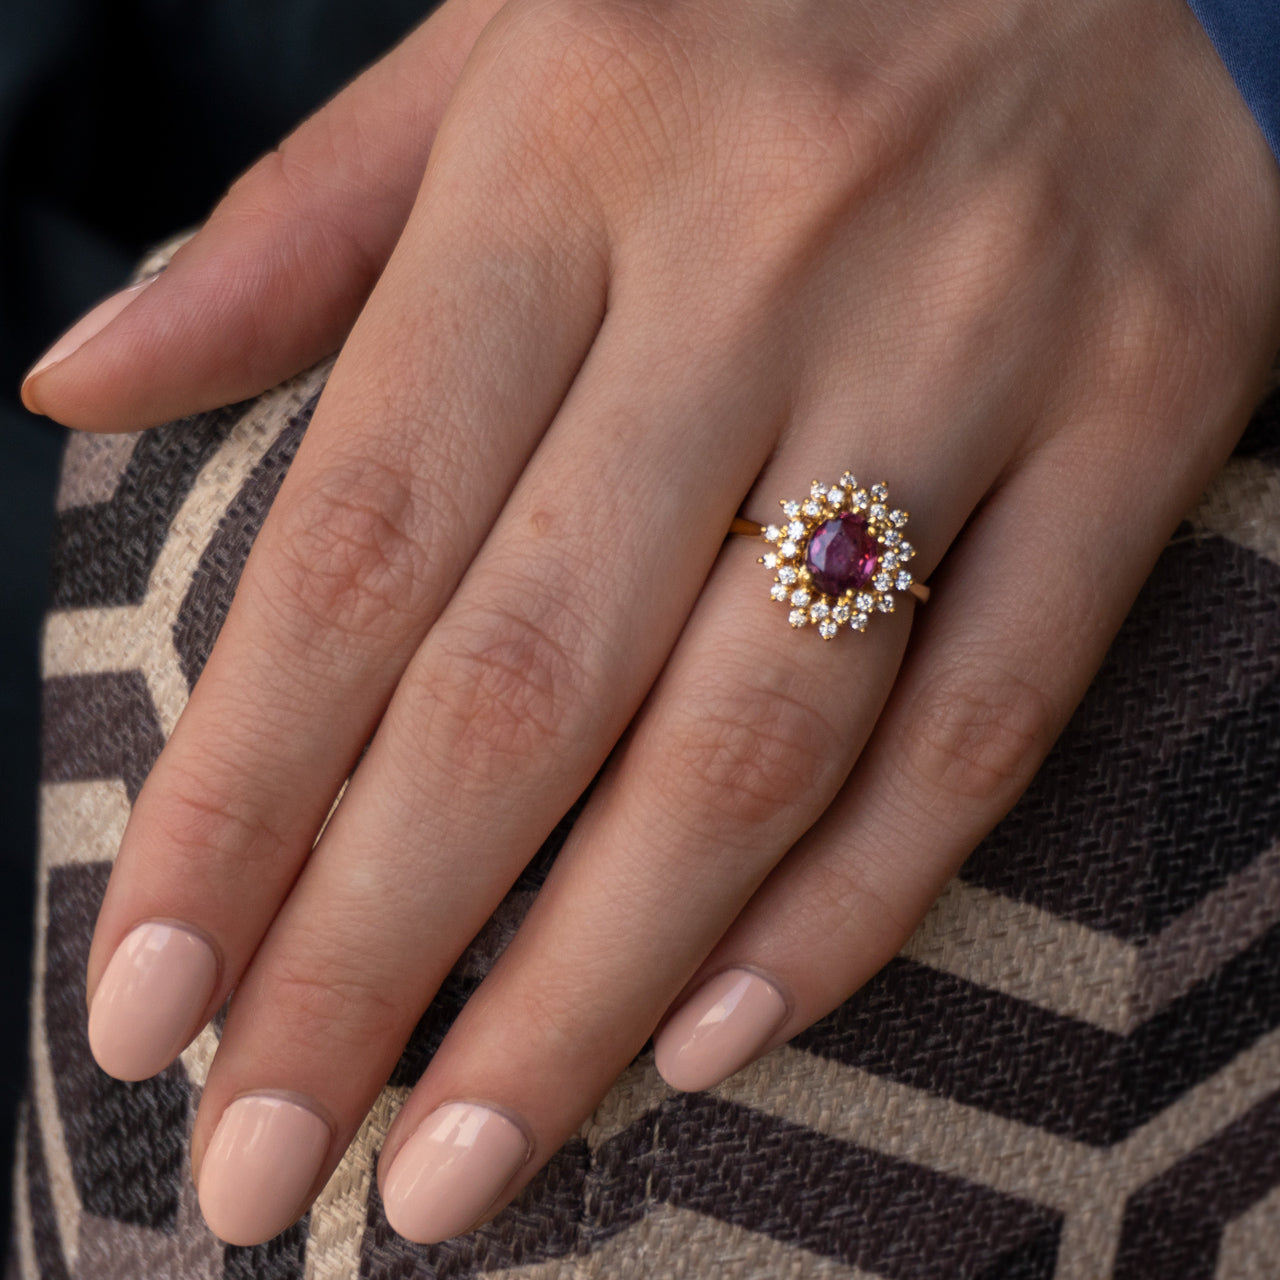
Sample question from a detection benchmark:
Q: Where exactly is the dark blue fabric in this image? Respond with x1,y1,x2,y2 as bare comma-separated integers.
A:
1188,0,1280,163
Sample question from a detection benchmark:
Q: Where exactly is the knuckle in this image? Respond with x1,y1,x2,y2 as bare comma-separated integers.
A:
260,953,406,1055
218,144,357,286
926,177,1060,334
141,756,290,884
755,84,882,197
1089,254,1223,430
512,979,602,1058
901,660,1056,813
655,678,840,841
515,0,669,94
219,148,295,227
475,0,627,116
729,51,934,226
260,452,428,642
221,122,389,250
1098,277,1183,401
475,0,700,191
228,140,326,223
799,850,919,953
411,597,594,788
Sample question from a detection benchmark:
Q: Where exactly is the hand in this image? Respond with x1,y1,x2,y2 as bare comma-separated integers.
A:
25,0,1280,1248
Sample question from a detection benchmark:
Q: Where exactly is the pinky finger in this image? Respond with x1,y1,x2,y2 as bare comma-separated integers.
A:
651,426,1209,1092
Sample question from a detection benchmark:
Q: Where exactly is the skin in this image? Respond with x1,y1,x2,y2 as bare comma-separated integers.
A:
23,0,1280,1244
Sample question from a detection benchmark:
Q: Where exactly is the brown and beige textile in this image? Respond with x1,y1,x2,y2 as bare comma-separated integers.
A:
9,242,1280,1278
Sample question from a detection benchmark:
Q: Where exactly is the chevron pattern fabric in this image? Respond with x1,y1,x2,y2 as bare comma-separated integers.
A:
9,241,1280,1279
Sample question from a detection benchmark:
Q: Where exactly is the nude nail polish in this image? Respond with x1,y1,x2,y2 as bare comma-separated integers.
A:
198,1095,331,1246
654,968,788,1093
21,276,156,410
381,1102,530,1243
88,922,218,1081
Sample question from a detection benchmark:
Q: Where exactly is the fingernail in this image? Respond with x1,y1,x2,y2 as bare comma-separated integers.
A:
654,968,788,1093
198,1095,331,1245
382,1102,530,1243
88,922,218,1080
21,276,157,409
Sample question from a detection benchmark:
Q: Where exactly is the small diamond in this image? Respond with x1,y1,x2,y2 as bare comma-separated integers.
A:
762,552,778,568
895,570,914,590
841,471,856,488
819,619,838,640
787,520,805,539
851,612,869,631
871,482,889,500
882,530,901,547
827,486,844,504
873,572,892,592
779,566,797,584
782,500,800,518
791,589,811,607
780,539,798,559
810,481,825,498
810,601,829,620
899,541,915,560
876,595,895,613
770,583,788,601
870,503,887,521
832,602,850,623
765,524,781,543
788,608,807,628
890,509,908,527
803,500,821,517
855,592,874,612
881,552,900,571
852,489,869,510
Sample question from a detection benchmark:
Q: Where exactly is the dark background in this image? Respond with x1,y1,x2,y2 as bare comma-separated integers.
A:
0,0,433,1244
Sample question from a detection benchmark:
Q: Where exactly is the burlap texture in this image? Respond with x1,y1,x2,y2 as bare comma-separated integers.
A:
11,239,1280,1278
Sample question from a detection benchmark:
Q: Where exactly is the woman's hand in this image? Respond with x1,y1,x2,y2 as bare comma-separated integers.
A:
25,0,1280,1248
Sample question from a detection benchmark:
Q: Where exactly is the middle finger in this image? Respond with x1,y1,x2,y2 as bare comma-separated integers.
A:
189,292,786,1244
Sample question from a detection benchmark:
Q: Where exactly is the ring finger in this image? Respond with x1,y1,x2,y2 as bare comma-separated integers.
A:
363,445,984,1242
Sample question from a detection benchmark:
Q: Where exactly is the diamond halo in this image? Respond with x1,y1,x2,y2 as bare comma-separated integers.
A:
754,473,918,639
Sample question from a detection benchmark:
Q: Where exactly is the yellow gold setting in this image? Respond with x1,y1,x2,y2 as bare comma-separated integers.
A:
753,473,922,639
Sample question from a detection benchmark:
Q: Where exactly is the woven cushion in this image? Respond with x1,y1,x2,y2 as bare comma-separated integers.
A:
11,239,1280,1279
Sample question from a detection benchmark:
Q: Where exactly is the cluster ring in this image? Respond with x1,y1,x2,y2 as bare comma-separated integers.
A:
731,473,929,639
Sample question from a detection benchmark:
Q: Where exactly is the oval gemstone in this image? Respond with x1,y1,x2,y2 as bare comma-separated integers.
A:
805,513,878,596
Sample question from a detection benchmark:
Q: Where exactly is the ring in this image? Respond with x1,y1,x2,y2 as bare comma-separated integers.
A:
730,473,930,639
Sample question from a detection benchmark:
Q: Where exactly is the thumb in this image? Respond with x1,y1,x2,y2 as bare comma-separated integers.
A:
22,0,503,431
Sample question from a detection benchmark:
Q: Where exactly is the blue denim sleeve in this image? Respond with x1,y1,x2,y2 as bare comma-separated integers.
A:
1187,0,1280,162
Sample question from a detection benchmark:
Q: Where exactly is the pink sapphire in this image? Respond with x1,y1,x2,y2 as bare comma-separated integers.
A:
805,513,878,595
